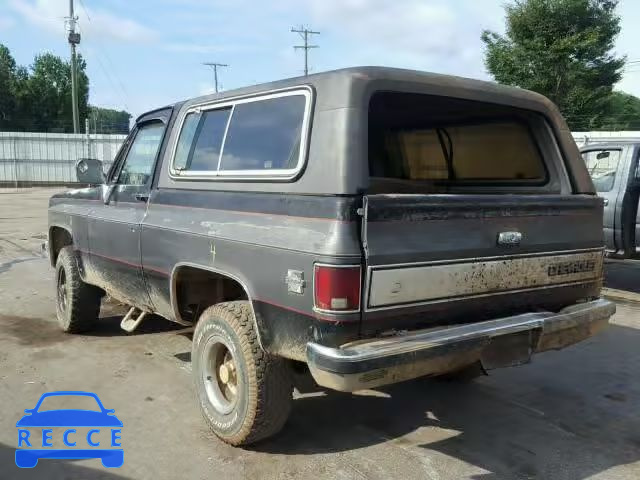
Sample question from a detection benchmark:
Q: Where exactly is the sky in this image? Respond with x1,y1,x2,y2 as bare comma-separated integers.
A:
1,0,639,119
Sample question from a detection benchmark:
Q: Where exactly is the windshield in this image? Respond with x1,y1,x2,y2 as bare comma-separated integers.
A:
582,149,621,192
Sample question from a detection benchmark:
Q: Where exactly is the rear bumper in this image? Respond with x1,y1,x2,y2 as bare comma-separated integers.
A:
306,298,615,392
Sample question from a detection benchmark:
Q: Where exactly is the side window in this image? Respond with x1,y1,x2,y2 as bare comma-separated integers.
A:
582,149,621,193
117,122,165,186
174,108,231,172
220,95,305,171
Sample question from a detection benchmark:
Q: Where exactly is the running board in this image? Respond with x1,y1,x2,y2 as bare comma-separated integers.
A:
120,307,148,333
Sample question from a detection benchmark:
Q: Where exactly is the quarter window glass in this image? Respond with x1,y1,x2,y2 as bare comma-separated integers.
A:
219,95,305,171
582,149,621,192
174,108,231,172
117,122,164,186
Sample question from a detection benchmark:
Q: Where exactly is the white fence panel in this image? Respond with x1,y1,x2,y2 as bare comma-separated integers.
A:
0,132,126,186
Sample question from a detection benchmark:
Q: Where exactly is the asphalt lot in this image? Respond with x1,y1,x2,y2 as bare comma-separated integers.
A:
605,259,640,294
1,188,639,480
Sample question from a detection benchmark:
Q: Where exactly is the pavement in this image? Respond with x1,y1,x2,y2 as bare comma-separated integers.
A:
604,259,640,294
1,188,639,480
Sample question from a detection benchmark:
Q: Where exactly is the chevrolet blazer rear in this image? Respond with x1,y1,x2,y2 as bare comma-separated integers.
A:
48,67,615,446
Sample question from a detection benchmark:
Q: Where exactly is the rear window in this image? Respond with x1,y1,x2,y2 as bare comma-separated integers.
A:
369,92,548,192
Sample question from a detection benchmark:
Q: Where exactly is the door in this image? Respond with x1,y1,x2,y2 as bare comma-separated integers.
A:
88,120,166,308
582,148,626,252
632,149,640,253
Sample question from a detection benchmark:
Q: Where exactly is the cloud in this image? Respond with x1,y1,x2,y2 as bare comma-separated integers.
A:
307,0,459,58
278,0,505,78
9,0,158,43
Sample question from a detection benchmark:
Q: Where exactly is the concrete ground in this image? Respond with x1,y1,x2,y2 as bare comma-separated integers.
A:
1,188,639,480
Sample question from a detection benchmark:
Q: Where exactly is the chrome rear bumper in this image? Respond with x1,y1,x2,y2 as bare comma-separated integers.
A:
306,298,615,392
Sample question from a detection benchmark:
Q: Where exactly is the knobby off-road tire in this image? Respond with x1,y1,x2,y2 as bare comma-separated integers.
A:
192,301,293,446
55,246,102,333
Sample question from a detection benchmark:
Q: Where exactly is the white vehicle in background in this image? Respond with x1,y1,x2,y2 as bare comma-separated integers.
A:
581,144,640,258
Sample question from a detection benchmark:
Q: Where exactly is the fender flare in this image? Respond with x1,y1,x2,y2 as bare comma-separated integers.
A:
47,224,74,267
169,262,265,350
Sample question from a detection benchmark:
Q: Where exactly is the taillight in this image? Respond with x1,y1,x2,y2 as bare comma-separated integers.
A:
314,264,361,312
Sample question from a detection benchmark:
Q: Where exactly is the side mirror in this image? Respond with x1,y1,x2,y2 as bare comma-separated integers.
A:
76,158,105,185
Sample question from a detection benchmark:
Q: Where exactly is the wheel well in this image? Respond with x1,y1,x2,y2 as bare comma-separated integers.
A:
172,266,249,324
49,227,73,267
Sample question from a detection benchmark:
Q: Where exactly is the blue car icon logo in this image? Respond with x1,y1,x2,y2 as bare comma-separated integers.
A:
16,391,123,468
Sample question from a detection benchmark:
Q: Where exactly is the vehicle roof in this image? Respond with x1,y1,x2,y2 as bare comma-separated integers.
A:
152,66,595,194
139,66,558,122
580,142,640,150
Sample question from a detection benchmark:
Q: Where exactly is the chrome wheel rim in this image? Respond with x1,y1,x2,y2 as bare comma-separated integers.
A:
202,338,238,415
57,268,68,313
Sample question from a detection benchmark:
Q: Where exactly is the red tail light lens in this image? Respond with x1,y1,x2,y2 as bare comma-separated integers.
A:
314,264,361,312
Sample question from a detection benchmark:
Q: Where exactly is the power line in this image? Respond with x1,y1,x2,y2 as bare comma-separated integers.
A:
76,0,131,111
203,62,228,93
291,25,319,76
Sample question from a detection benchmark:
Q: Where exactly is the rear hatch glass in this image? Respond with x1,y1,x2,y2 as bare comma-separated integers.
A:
369,92,549,193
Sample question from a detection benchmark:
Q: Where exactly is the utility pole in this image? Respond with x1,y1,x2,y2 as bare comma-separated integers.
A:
291,26,319,76
203,62,228,93
67,0,81,133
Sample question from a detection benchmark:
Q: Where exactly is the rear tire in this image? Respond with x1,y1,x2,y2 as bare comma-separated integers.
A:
55,246,102,333
192,301,293,446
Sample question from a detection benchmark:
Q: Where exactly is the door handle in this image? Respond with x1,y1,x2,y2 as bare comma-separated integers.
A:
134,193,150,202
603,198,609,206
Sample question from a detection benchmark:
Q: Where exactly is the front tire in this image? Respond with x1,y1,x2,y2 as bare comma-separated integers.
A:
192,301,293,446
55,246,102,333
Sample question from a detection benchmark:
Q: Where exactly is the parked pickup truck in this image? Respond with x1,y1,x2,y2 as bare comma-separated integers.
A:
581,143,640,258
48,67,616,446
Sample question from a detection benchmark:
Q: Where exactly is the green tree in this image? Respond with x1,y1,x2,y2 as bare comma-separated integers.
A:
598,92,640,130
0,44,132,133
89,106,131,134
25,52,89,132
0,44,17,128
481,0,626,130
